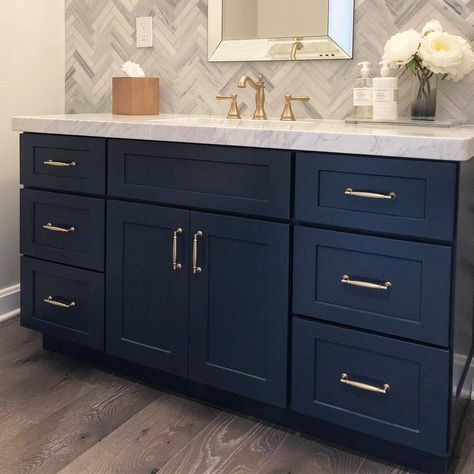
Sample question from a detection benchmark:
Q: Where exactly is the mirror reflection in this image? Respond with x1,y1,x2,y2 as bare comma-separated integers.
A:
208,0,354,62
222,0,328,41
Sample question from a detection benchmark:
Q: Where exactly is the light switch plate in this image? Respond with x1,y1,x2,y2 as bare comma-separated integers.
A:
136,17,153,48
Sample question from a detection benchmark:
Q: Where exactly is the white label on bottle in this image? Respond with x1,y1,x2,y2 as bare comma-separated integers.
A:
373,88,398,105
353,88,373,106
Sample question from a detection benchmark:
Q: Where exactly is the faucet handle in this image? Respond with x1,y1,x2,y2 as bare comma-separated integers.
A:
216,94,241,119
280,94,310,121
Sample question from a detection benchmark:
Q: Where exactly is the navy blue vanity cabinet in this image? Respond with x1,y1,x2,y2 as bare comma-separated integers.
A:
188,212,289,407
106,200,190,376
20,132,474,473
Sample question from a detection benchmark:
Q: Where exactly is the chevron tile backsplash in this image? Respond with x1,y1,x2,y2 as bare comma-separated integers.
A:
65,0,474,123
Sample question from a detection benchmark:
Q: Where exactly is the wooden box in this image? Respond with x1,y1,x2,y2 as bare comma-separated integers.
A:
112,77,159,115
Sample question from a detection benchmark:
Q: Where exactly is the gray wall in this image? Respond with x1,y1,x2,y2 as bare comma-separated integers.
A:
65,0,474,123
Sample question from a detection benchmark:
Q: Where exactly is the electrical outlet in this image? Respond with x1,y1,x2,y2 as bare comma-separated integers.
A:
136,17,153,48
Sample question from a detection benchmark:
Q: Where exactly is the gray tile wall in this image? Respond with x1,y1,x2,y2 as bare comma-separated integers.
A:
65,0,474,122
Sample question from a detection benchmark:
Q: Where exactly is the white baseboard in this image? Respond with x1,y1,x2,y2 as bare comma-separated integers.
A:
0,284,20,323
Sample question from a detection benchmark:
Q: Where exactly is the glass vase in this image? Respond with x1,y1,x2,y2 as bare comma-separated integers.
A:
411,71,438,120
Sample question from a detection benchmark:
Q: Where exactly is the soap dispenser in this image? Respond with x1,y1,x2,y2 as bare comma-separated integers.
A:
353,62,373,119
373,62,399,121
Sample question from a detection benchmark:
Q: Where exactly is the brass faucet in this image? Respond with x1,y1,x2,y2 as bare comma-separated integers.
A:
237,74,267,120
290,41,303,60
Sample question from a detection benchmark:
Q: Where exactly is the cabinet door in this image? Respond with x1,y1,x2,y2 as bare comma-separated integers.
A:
189,212,289,407
106,201,189,376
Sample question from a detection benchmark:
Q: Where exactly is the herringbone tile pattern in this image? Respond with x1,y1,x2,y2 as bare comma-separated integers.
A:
65,0,474,122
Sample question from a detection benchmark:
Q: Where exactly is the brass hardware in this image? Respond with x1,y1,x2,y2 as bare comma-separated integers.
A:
290,41,304,60
280,94,310,121
237,75,267,120
192,231,203,274
341,275,392,291
340,373,390,395
43,159,77,168
216,94,241,119
172,228,183,271
44,296,76,309
345,188,396,200
43,223,75,233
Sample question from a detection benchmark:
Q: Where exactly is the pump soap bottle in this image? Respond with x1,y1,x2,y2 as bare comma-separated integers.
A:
353,62,373,119
373,62,399,121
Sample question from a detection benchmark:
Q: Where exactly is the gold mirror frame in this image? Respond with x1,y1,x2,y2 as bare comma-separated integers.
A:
208,0,354,62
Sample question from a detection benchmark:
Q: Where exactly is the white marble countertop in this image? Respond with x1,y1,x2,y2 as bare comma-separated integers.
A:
12,113,474,161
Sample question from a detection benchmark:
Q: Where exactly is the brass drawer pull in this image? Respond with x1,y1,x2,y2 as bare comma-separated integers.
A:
43,223,75,233
340,373,390,395
345,188,396,200
341,275,392,291
192,231,203,274
43,159,77,168
172,228,183,271
44,296,76,309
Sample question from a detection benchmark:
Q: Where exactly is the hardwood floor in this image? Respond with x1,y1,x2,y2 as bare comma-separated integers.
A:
0,316,471,474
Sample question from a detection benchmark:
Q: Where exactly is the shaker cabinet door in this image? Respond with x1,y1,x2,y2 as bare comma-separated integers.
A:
106,200,190,376
188,212,290,407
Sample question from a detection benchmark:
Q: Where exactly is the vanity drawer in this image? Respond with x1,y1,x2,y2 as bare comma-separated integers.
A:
20,133,106,194
295,152,457,241
292,318,449,454
293,227,451,346
108,140,291,219
20,190,105,271
21,257,105,350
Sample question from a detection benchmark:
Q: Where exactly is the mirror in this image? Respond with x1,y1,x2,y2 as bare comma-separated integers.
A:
208,0,354,62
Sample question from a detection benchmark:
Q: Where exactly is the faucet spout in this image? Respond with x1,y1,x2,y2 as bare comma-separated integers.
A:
237,75,267,120
238,75,259,90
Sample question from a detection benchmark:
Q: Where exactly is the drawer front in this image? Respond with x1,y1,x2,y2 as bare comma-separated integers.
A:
295,153,457,241
20,134,106,194
293,227,451,346
21,257,104,350
292,318,449,454
108,140,291,219
21,190,105,271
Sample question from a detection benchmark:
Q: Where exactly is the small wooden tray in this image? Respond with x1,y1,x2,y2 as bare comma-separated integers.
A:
112,77,159,115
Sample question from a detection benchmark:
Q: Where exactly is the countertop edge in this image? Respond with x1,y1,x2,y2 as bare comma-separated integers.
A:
12,116,474,162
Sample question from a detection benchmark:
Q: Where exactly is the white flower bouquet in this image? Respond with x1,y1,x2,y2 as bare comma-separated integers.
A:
382,20,474,119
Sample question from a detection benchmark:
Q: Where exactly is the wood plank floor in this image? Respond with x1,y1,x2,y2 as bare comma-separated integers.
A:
0,316,472,474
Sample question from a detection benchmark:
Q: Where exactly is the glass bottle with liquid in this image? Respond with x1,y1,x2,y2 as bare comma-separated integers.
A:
353,62,373,119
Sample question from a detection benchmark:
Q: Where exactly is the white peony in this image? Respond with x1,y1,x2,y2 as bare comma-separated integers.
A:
421,20,443,37
382,30,422,68
447,38,474,81
419,31,474,81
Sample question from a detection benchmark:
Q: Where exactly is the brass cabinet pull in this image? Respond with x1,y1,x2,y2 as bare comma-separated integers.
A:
340,373,390,395
43,296,76,309
192,231,203,274
172,228,183,271
43,223,75,233
345,188,396,200
341,275,392,291
43,159,77,168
